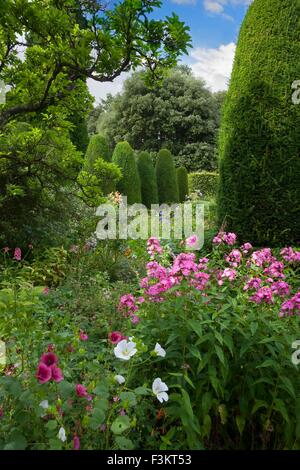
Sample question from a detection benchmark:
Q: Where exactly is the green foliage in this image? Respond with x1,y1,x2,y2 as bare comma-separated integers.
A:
97,67,222,171
176,166,189,203
84,135,112,169
0,0,190,245
137,151,159,208
217,0,300,246
112,142,141,204
189,172,219,198
155,149,179,204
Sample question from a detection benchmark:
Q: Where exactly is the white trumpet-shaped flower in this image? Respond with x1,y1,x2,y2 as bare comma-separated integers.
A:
39,400,49,409
152,378,169,403
114,339,137,361
154,343,166,358
114,374,125,384
58,426,67,442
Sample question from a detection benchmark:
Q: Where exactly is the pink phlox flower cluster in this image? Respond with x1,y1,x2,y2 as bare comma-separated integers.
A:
240,242,253,254
243,277,262,291
217,268,236,285
263,261,285,279
213,232,237,246
13,247,22,261
251,248,275,267
280,247,300,263
147,237,163,257
250,286,273,304
189,271,210,291
270,281,290,297
279,292,300,317
198,258,209,270
170,253,198,277
118,294,141,323
225,249,242,267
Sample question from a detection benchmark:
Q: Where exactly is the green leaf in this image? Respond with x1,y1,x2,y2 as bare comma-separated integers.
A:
236,415,246,435
111,415,131,435
115,436,134,450
4,432,27,450
45,420,57,431
120,392,137,407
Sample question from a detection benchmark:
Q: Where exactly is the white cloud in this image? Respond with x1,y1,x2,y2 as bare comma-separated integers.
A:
203,0,252,15
190,42,236,92
171,0,197,4
87,72,129,103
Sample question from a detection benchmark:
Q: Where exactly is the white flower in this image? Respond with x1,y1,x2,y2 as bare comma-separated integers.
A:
39,400,49,409
152,378,169,403
114,339,137,361
154,343,166,358
58,427,67,442
114,374,125,384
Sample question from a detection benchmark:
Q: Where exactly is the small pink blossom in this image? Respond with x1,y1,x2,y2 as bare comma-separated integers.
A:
186,234,198,248
36,363,52,384
76,384,88,398
225,249,242,267
243,278,262,291
240,242,253,254
13,247,22,261
50,365,64,383
131,315,140,324
147,237,163,257
43,287,50,295
250,287,273,304
73,435,80,450
79,331,88,341
40,352,58,367
108,331,124,344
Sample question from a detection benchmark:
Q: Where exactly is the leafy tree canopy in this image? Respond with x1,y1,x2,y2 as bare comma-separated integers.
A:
95,66,224,171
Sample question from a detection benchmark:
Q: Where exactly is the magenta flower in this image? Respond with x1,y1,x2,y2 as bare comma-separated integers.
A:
50,365,64,383
240,242,253,254
186,234,198,248
73,435,80,450
79,331,88,341
131,315,140,324
13,247,22,261
0,407,4,419
40,352,58,367
43,287,50,295
36,363,52,384
108,331,124,344
76,384,88,398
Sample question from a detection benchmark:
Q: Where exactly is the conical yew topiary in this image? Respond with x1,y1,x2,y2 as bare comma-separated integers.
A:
112,141,142,204
217,0,300,245
155,149,179,204
137,151,159,208
176,166,189,203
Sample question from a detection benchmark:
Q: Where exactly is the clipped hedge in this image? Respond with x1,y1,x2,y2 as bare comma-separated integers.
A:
218,0,300,245
84,134,111,172
112,141,141,204
155,149,179,204
189,172,219,198
176,166,189,202
137,151,159,208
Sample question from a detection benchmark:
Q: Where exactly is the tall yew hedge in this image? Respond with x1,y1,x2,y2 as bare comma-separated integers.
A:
84,134,111,172
137,151,159,208
218,0,300,245
176,166,189,202
155,149,179,204
112,142,141,204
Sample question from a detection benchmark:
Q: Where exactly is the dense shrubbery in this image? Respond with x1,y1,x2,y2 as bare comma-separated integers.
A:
0,232,299,450
218,0,300,246
189,172,219,198
155,149,179,204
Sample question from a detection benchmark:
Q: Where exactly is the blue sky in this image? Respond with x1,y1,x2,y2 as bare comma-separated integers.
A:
88,0,252,102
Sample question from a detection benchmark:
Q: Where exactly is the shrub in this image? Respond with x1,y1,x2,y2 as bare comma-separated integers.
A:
189,172,219,198
218,0,300,246
176,166,189,202
155,149,179,204
112,142,142,204
84,134,111,172
137,151,159,208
